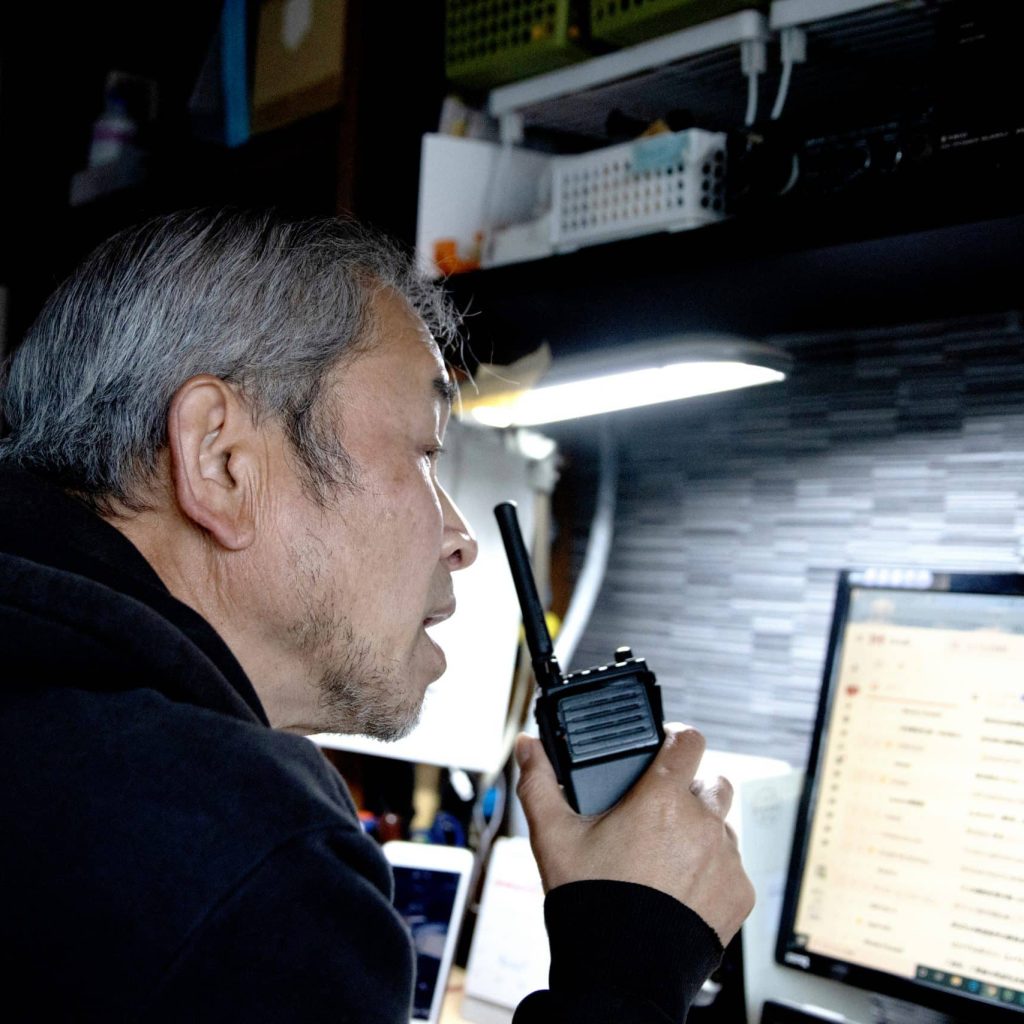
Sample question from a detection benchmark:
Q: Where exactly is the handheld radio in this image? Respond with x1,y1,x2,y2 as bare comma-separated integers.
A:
494,501,665,815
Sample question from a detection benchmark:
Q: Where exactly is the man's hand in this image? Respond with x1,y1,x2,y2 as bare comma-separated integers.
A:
514,723,755,946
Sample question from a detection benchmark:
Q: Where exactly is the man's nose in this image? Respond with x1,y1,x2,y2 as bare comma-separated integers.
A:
440,487,478,571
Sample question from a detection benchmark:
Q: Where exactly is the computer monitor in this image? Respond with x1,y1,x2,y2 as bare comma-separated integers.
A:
776,568,1024,1023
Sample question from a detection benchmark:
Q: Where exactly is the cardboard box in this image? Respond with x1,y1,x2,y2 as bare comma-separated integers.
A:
252,0,346,134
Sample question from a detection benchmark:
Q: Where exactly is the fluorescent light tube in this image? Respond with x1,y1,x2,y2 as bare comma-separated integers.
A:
471,358,787,428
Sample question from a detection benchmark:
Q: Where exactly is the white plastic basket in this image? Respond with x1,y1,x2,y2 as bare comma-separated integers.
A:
550,128,727,251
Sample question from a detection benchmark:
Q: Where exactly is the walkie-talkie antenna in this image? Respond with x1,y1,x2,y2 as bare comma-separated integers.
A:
494,502,562,692
495,500,664,813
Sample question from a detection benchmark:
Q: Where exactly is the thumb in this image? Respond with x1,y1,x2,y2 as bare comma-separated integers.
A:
514,734,572,829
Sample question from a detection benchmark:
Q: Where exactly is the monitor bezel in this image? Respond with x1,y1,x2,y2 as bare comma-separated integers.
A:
775,568,1024,1023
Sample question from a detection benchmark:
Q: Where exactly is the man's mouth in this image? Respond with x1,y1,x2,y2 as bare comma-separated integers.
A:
422,602,456,629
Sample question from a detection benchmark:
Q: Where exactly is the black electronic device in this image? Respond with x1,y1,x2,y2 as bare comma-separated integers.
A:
776,568,1024,1023
759,1001,844,1024
494,501,664,815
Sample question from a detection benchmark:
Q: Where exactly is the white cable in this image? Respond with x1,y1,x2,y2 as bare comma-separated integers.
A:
553,417,618,668
468,771,507,911
740,36,766,129
770,57,793,121
472,771,507,854
770,28,806,123
745,71,759,128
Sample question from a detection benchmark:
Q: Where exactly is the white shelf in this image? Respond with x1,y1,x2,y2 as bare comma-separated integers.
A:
770,0,900,31
418,0,954,273
770,0,938,54
488,10,768,140
490,10,768,117
767,0,940,124
478,1,940,142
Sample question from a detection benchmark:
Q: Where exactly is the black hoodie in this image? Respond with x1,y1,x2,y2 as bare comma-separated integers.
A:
0,467,720,1023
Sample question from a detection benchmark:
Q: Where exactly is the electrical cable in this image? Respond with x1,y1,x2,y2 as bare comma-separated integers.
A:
745,70,759,128
770,57,793,121
553,417,618,669
740,36,766,128
466,770,507,914
472,770,507,858
770,28,806,123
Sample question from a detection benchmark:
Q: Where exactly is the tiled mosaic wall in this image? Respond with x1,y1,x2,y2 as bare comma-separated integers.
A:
559,314,1024,768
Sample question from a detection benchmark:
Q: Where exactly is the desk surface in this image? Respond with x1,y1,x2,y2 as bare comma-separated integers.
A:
440,966,472,1023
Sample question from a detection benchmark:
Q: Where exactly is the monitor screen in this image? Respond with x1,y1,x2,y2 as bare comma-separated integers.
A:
776,569,1024,1022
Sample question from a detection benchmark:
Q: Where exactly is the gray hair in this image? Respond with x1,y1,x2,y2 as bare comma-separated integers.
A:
0,208,461,514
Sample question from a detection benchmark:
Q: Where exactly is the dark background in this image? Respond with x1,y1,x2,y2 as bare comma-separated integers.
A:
2,0,1022,359
0,0,447,345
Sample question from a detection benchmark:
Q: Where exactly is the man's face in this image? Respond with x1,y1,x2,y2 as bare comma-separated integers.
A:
260,289,477,739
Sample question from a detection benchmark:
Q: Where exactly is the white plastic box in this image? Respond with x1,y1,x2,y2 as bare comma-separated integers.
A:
416,133,554,275
415,129,728,275
550,128,727,251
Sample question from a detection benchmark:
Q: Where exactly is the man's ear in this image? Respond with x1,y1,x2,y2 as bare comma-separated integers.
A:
167,375,259,551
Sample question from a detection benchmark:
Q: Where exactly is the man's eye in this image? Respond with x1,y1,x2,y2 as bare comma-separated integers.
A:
425,445,446,461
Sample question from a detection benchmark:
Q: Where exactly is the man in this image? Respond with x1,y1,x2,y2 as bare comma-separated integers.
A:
0,209,753,1021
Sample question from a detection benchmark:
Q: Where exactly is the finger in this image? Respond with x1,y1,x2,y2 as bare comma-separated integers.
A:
514,734,574,832
651,723,706,786
698,775,734,820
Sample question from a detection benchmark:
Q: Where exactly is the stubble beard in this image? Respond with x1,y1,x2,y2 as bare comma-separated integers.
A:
287,533,423,742
315,625,423,742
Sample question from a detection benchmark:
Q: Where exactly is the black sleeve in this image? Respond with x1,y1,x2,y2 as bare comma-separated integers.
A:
512,880,723,1024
